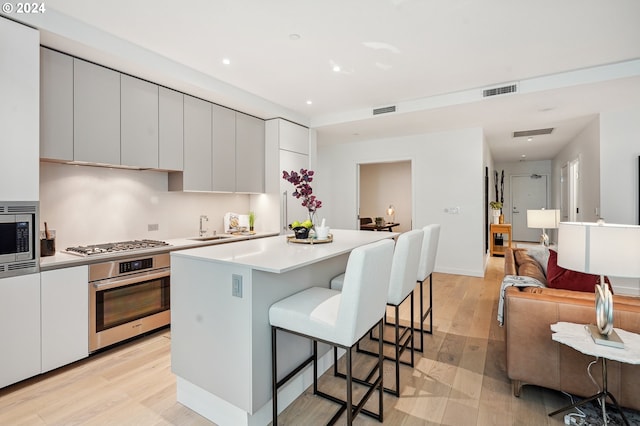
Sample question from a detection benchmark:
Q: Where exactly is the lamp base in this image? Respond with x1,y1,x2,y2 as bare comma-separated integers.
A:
587,324,624,349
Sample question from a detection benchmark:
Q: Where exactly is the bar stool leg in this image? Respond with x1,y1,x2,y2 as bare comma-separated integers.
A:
271,327,278,426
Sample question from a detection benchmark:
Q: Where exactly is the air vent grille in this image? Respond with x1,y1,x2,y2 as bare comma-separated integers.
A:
7,205,37,213
483,84,518,98
513,128,554,138
372,105,396,115
8,261,37,271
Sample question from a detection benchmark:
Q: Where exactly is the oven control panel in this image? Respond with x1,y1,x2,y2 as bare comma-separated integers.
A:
119,257,154,274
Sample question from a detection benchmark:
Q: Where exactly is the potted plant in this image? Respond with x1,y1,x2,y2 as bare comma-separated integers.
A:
248,211,255,232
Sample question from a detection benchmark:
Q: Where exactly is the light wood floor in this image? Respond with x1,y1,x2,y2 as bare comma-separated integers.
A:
0,255,569,425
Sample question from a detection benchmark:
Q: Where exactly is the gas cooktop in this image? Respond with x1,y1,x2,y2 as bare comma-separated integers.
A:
65,239,170,256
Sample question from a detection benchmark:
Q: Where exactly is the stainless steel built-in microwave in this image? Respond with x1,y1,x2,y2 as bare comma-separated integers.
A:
0,201,39,278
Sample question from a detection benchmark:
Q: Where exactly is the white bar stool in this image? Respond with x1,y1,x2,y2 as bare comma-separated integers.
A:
269,239,394,425
415,224,440,352
330,229,424,396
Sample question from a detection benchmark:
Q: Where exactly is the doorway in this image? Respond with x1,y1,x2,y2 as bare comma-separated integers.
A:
510,174,549,241
358,161,412,233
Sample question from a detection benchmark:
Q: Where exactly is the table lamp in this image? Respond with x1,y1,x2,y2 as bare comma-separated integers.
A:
558,221,640,348
386,204,395,222
527,209,560,246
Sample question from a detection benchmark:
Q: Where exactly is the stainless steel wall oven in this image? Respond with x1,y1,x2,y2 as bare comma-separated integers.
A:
89,252,170,352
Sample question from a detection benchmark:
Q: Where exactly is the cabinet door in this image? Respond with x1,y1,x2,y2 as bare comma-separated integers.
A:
236,113,265,193
279,120,309,155
0,18,39,201
159,87,184,171
74,59,121,165
280,150,309,232
182,95,212,191
41,266,89,373
0,274,41,388
121,75,159,168
40,48,73,161
212,104,236,192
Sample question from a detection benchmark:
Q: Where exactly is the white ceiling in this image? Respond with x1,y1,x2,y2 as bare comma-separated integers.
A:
6,0,640,162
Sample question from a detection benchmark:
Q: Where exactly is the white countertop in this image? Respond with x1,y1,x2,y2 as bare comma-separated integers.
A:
39,231,279,271
171,229,398,273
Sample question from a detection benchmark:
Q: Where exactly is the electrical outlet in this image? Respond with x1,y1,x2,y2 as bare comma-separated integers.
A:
232,274,243,298
148,223,159,231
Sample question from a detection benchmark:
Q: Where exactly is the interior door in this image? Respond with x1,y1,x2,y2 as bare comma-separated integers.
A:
511,174,548,241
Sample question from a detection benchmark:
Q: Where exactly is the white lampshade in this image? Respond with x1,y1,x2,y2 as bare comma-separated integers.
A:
527,209,560,229
558,222,640,278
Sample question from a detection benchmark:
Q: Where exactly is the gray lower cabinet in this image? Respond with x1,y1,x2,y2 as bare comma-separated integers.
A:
177,95,212,191
212,104,236,192
40,47,73,162
41,266,89,373
0,274,41,389
74,58,121,165
236,112,265,193
121,75,159,169
159,87,184,171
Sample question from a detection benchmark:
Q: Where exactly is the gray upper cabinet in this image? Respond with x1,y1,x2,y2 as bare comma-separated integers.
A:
74,59,121,165
178,95,212,191
159,87,184,171
40,48,73,162
212,104,236,192
236,112,265,193
121,75,159,169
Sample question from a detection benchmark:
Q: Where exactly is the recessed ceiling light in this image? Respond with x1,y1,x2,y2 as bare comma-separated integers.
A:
306,100,312,105
521,154,527,158
332,65,341,72
289,33,301,41
222,58,231,65
527,137,533,142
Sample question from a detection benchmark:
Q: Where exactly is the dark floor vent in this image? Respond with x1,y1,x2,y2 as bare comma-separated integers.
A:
513,128,554,138
483,84,518,98
373,105,396,115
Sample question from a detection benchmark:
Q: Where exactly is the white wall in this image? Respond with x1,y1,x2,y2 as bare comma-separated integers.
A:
600,105,640,295
39,162,252,249
317,127,485,277
359,161,412,233
552,116,601,223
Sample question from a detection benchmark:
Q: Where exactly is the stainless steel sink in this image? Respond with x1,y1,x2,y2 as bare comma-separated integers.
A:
189,235,232,241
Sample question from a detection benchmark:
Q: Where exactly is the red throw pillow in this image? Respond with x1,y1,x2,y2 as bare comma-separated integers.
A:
547,249,613,293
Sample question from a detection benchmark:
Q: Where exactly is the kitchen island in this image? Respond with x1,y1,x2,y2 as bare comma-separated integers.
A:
170,229,398,426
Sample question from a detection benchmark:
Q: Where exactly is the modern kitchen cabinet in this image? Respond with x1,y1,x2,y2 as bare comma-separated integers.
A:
159,87,184,171
236,112,265,193
0,17,39,201
40,47,73,162
211,104,236,192
41,266,89,373
0,273,41,389
172,95,213,191
74,58,121,165
121,75,159,169
278,120,310,155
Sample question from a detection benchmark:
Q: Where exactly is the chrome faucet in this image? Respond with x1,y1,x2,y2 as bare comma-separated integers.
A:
199,215,209,237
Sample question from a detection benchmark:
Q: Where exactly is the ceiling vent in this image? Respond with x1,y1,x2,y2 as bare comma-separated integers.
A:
372,105,396,115
513,128,554,138
482,83,518,98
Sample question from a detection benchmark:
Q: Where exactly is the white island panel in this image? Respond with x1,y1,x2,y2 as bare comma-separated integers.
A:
170,229,397,426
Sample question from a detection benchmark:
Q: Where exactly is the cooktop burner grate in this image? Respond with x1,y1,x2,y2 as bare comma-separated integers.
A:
66,239,170,256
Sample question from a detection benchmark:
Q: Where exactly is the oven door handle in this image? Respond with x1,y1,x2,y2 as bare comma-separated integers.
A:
92,269,170,291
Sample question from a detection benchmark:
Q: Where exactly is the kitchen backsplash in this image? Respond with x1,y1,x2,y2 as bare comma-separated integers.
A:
40,162,251,249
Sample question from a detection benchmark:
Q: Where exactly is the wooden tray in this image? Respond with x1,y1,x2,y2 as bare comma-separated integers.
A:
286,234,333,244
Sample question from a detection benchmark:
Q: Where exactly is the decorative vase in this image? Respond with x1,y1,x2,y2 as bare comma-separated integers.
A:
492,209,501,224
308,210,317,233
499,214,505,224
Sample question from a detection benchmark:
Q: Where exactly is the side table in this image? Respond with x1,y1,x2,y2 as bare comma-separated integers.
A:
489,223,512,256
549,322,640,425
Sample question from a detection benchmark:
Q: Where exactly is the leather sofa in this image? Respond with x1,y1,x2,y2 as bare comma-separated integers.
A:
503,247,640,411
